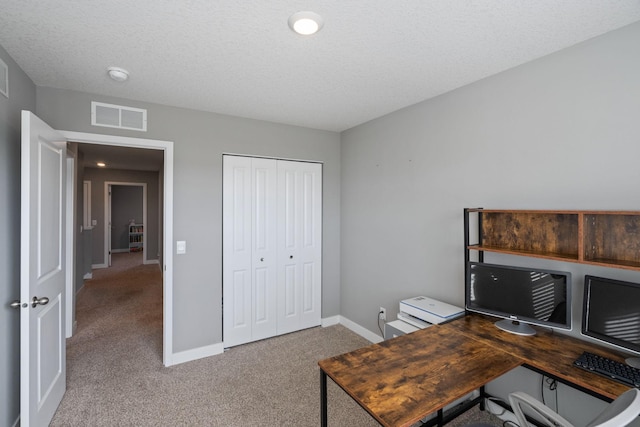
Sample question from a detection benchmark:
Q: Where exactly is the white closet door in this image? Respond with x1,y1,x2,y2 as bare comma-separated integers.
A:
250,158,277,341
277,161,322,334
223,155,253,347
223,156,278,347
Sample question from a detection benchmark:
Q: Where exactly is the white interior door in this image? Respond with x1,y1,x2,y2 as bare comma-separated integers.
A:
250,158,277,341
223,155,278,347
20,111,66,426
223,155,253,347
107,184,112,266
277,161,322,334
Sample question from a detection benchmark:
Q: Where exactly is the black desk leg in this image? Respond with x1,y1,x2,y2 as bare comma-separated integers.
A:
321,370,328,427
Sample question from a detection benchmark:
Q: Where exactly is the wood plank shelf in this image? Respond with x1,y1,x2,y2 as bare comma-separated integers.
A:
465,208,640,271
466,245,580,262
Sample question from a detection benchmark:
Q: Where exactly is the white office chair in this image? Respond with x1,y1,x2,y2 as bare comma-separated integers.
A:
508,388,640,427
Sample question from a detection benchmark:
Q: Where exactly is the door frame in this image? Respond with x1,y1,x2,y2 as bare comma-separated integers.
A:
60,130,175,367
104,182,148,266
65,154,76,338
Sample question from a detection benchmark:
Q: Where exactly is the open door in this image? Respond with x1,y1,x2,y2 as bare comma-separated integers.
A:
107,184,112,266
20,111,66,426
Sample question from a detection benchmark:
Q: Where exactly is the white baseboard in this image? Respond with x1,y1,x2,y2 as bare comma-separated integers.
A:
92,263,107,269
168,342,224,366
83,272,93,280
111,248,129,253
337,315,383,344
321,315,340,327
144,259,159,265
168,316,380,367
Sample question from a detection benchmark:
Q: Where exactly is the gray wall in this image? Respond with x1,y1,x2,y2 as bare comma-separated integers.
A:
111,185,144,251
341,22,640,339
0,44,36,427
36,88,342,353
82,168,159,264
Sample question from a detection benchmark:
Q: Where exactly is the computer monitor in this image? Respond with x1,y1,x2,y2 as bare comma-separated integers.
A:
466,262,572,336
582,275,640,368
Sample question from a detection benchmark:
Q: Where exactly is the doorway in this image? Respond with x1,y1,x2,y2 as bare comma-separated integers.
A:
61,130,175,367
106,182,147,267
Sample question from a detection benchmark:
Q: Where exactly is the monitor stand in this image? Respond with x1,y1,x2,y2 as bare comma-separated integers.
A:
495,319,536,336
626,357,640,369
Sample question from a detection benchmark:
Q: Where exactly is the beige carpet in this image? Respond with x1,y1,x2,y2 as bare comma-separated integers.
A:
50,252,501,426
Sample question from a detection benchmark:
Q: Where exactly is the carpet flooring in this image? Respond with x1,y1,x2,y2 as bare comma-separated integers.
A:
50,252,502,426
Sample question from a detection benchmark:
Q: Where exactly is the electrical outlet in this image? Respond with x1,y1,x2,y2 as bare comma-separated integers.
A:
379,307,386,321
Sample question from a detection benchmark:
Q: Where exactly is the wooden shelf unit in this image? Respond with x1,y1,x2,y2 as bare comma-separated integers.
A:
465,209,640,271
129,224,143,253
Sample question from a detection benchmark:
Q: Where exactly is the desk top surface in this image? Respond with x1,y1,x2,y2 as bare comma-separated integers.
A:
319,314,632,427
318,321,522,427
447,314,630,399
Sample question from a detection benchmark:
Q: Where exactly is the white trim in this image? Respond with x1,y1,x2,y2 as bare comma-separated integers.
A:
83,272,92,280
321,315,340,327
171,317,378,365
65,155,76,339
0,57,8,98
338,316,383,344
223,152,324,165
82,180,91,228
144,259,159,265
170,343,224,366
91,263,108,269
60,130,174,367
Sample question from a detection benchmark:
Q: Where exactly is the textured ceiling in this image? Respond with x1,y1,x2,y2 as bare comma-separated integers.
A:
1,1,640,132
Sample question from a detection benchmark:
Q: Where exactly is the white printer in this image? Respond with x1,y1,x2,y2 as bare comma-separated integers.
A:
384,296,465,340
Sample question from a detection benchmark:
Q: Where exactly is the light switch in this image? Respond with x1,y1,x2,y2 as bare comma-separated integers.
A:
91,219,97,226
176,241,186,254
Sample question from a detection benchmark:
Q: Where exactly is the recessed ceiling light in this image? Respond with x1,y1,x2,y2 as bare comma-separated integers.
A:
97,162,106,167
288,11,323,36
107,67,129,82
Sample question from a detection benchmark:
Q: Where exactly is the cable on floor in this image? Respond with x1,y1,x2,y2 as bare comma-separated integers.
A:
377,311,385,337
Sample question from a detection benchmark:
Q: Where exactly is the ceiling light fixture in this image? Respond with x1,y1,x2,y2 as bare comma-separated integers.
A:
97,162,106,167
107,67,129,82
288,11,324,36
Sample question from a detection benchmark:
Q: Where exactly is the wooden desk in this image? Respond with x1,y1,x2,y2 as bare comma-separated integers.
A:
447,314,630,401
318,322,522,427
319,314,632,427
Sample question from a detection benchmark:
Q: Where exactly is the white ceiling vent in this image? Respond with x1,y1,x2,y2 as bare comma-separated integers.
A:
91,101,147,131
0,57,8,98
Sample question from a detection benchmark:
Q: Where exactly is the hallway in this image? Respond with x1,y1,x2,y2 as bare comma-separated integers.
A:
51,252,163,424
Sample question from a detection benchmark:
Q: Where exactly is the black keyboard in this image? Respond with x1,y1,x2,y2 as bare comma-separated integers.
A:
573,351,640,388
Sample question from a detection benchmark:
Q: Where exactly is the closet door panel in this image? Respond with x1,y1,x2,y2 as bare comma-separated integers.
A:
251,158,277,341
223,156,253,347
283,264,297,317
298,164,322,329
277,161,322,334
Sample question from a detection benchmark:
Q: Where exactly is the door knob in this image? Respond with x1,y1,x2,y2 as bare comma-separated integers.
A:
10,300,22,309
31,296,49,308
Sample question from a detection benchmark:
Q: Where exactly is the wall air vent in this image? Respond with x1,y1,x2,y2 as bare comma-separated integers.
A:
91,101,147,131
0,57,8,98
